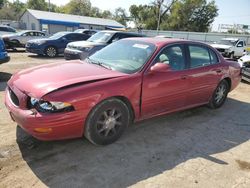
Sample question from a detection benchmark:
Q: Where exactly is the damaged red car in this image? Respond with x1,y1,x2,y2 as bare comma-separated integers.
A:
5,38,241,145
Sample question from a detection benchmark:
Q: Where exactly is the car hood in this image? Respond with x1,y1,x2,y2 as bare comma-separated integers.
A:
68,40,104,48
210,44,232,49
8,60,127,98
238,54,250,63
1,33,18,38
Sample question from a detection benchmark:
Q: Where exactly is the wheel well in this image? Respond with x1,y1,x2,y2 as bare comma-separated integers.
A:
224,77,231,91
114,96,135,123
44,45,58,54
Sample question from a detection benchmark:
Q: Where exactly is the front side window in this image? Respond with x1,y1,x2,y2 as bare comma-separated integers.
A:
89,40,156,74
237,41,243,47
155,45,186,71
189,45,211,68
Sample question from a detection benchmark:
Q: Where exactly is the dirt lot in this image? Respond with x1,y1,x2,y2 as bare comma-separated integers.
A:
0,51,250,188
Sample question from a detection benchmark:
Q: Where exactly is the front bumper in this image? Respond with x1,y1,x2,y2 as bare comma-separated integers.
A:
64,48,81,60
0,52,10,64
25,44,45,55
4,86,85,140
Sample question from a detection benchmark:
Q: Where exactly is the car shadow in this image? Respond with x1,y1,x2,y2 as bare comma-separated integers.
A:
16,98,250,188
0,72,12,82
7,48,26,53
27,54,65,60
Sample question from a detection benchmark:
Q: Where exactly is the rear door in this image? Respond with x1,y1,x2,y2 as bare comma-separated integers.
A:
185,44,222,105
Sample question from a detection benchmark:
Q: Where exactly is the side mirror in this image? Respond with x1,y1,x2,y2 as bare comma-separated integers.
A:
150,63,171,73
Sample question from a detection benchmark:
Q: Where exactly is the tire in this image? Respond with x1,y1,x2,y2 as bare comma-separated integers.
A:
45,46,57,57
230,52,234,59
208,80,229,109
84,98,131,145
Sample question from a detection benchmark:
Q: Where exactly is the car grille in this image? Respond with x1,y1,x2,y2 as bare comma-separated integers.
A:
216,48,225,53
8,88,19,106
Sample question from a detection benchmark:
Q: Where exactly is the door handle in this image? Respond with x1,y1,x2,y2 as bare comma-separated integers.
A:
180,75,188,80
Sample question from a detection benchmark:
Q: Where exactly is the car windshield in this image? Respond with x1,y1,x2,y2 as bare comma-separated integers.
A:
87,32,114,43
49,32,68,39
219,39,237,46
88,40,156,74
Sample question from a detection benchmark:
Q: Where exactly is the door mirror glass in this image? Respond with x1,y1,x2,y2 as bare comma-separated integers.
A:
150,63,171,73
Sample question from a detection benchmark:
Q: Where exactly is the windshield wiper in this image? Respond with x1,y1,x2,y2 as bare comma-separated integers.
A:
86,58,112,70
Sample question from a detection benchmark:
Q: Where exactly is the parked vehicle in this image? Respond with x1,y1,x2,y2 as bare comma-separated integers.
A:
2,30,47,49
5,38,241,145
238,51,250,82
64,30,145,60
0,37,10,64
210,38,246,59
74,29,97,36
26,32,90,57
0,25,16,36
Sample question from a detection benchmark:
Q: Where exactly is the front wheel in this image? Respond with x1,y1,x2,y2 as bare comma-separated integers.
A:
84,98,130,145
45,46,57,57
208,80,229,109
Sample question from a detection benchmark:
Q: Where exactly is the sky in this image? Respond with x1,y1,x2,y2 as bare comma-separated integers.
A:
19,0,250,31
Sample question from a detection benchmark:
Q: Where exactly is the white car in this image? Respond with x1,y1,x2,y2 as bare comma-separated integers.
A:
238,51,250,82
211,38,246,59
2,30,47,49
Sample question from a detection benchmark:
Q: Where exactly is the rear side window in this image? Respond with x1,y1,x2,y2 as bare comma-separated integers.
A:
209,49,219,64
66,34,88,41
189,45,212,68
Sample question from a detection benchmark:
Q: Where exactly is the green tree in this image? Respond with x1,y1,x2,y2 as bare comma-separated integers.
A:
27,0,47,11
113,7,127,26
62,0,92,16
165,0,218,32
102,10,112,19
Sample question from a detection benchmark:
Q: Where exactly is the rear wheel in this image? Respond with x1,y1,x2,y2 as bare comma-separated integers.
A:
208,80,229,109
84,98,130,145
45,46,57,57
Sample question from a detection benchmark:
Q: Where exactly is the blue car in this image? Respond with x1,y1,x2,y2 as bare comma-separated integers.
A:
0,37,10,64
26,32,90,57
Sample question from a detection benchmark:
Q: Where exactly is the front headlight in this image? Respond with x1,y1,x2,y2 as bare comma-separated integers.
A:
35,40,46,45
30,97,74,113
78,46,93,51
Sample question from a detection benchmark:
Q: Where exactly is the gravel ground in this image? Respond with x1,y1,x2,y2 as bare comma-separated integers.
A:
0,51,250,188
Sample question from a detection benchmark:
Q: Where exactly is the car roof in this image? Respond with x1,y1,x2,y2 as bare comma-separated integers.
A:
99,30,144,36
122,37,215,49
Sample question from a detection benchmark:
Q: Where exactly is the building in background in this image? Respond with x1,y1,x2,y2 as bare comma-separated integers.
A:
20,9,125,34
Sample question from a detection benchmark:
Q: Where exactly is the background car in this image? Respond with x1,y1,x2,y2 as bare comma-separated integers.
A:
238,51,250,82
0,37,10,64
0,25,16,36
74,29,97,36
26,32,90,57
2,30,47,49
5,38,241,145
64,30,145,60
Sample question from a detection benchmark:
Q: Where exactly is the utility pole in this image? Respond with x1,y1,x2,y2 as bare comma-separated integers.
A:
48,0,51,12
157,0,164,34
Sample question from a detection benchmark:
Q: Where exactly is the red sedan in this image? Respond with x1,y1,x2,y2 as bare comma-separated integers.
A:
5,38,241,145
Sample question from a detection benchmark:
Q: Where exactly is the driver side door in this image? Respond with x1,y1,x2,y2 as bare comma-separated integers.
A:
141,44,190,118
